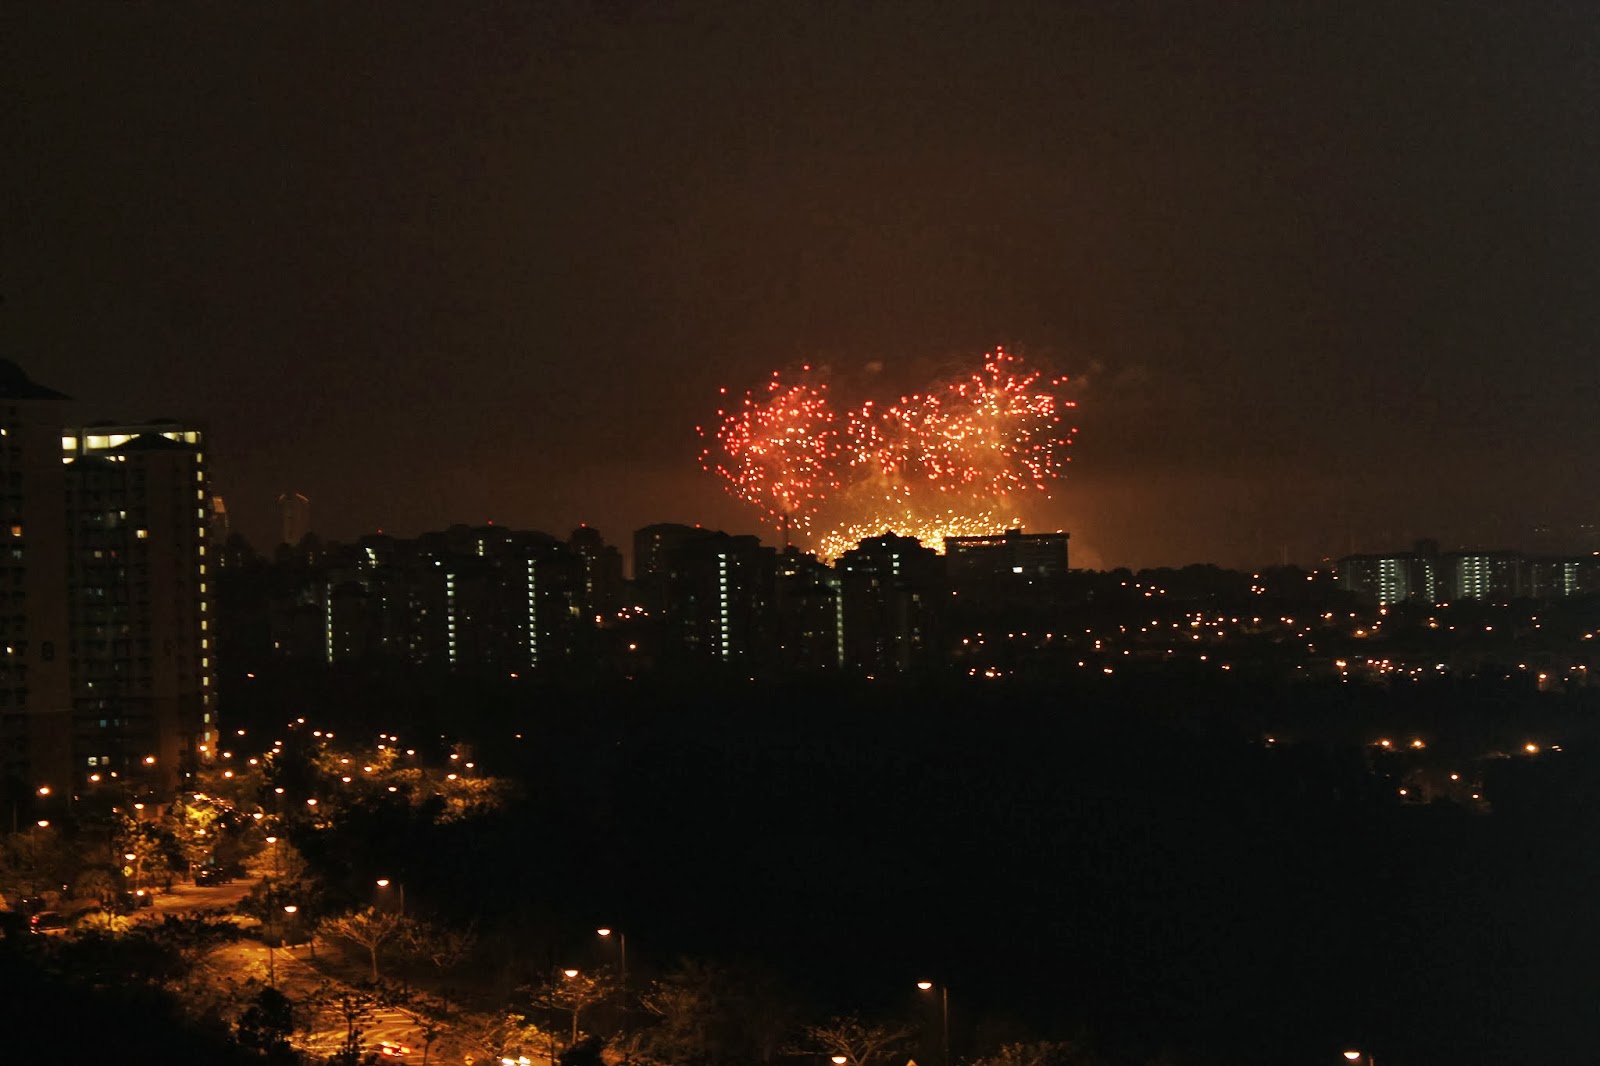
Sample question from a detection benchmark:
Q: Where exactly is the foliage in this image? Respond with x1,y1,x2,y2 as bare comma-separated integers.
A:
796,1015,916,1066
72,865,119,904
307,980,390,1066
73,908,135,935
144,912,246,985
469,1010,558,1064
402,917,478,1007
0,822,71,897
525,967,618,1045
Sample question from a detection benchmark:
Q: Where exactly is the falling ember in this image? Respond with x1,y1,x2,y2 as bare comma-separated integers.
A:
700,347,1078,553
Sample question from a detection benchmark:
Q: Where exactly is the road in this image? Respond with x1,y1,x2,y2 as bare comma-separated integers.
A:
144,876,256,917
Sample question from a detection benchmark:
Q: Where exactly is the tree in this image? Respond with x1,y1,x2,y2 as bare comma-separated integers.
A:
969,1041,1105,1066
0,821,71,899
236,985,298,1061
402,918,477,1006
797,1016,915,1066
526,968,617,1047
323,906,412,981
640,959,798,1066
468,1009,555,1066
308,980,382,1066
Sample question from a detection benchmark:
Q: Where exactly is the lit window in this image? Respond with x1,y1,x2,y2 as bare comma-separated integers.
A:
135,529,148,539
7,525,18,537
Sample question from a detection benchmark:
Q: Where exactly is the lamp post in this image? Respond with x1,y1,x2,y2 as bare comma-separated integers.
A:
266,885,278,989
1344,1052,1375,1066
917,981,950,1066
376,877,405,915
597,927,627,990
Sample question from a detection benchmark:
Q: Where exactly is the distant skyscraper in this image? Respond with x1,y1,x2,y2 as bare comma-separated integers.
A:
278,491,311,547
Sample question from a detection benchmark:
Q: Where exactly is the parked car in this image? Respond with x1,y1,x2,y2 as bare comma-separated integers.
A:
194,868,227,886
29,911,67,935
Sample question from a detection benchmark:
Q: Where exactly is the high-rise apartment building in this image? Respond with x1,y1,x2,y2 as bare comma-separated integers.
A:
0,365,215,799
63,420,217,791
0,363,74,796
837,533,945,673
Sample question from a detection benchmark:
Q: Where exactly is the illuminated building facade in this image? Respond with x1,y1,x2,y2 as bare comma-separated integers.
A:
1338,541,1594,604
63,420,217,791
1449,552,1524,602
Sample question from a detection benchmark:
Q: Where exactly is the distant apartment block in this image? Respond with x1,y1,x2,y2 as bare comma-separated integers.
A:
1337,539,1597,604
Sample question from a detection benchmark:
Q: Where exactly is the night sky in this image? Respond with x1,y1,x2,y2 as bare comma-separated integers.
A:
5,2,1597,569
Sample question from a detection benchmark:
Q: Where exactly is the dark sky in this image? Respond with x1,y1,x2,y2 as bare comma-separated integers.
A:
5,2,1598,569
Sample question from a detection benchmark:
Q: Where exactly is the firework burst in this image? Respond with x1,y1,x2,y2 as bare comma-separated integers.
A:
696,366,840,534
701,348,1077,557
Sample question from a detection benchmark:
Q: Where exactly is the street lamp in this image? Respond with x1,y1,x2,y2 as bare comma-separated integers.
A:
376,878,406,915
597,927,627,989
917,981,950,1066
1344,1052,1375,1066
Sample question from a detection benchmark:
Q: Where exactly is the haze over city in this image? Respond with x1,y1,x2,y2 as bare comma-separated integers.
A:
6,2,1597,567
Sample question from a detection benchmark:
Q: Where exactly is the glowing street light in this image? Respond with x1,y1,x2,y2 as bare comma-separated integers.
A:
917,981,950,1066
563,968,579,978
597,927,628,989
376,878,406,915
1343,1052,1375,1066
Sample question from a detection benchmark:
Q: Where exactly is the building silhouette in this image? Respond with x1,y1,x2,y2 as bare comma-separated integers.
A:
0,361,74,799
278,491,311,547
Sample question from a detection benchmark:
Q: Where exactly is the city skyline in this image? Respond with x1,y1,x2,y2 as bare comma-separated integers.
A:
6,3,1598,568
